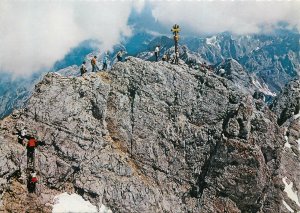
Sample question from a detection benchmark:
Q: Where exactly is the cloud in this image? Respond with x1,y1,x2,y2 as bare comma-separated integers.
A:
150,1,300,35
0,1,143,76
1,0,299,76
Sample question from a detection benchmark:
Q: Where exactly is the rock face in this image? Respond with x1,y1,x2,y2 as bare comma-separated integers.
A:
215,58,276,98
184,32,300,93
0,57,296,212
270,80,300,213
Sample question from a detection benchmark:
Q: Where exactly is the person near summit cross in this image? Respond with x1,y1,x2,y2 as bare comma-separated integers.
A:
175,51,179,65
91,56,100,72
162,54,167,62
154,45,160,62
80,61,87,76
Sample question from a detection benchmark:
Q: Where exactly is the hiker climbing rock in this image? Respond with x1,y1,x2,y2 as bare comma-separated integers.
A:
27,136,37,160
102,52,109,70
91,56,100,72
162,54,167,62
28,170,38,193
80,61,87,76
154,45,160,62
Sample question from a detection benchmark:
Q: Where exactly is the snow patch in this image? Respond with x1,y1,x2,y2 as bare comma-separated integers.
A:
282,177,300,207
283,200,294,212
251,78,276,96
99,204,113,213
206,36,219,47
52,193,97,213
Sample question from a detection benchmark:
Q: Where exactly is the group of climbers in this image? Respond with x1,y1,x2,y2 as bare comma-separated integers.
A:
79,44,212,76
154,45,179,65
80,50,127,76
17,127,41,193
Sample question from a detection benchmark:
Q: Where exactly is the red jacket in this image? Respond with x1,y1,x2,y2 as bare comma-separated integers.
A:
31,177,38,183
28,138,37,147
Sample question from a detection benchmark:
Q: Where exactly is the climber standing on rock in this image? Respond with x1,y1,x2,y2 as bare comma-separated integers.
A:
116,50,125,62
80,61,87,76
154,45,160,62
91,56,100,72
102,52,109,70
175,51,179,65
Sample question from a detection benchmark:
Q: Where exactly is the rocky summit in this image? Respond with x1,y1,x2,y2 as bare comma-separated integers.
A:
0,57,299,213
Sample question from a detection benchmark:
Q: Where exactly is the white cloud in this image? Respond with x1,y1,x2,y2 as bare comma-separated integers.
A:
0,1,141,76
1,1,300,76
150,1,300,35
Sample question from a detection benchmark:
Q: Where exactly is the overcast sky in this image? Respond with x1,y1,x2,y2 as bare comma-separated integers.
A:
0,0,300,76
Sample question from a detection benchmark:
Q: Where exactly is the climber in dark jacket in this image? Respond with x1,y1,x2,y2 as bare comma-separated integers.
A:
117,50,125,62
80,61,87,76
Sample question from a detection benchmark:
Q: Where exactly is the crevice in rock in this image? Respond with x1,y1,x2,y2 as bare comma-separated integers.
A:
128,83,137,158
90,100,102,120
190,129,219,198
277,107,289,126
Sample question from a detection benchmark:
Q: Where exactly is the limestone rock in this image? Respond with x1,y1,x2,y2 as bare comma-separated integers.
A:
0,57,294,212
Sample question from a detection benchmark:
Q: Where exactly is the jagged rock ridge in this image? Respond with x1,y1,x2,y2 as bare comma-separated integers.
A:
0,57,298,212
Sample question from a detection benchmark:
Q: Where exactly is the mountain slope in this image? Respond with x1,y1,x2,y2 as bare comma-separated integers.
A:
0,58,295,212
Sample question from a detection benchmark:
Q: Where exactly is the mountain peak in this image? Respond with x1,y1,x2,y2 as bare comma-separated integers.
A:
1,57,295,212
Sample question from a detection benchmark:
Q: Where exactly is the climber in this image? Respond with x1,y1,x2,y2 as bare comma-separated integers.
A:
116,50,125,62
27,135,37,159
28,170,38,193
175,51,179,65
102,52,109,70
91,56,100,72
162,54,167,62
80,61,87,76
154,45,160,62
218,68,226,77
